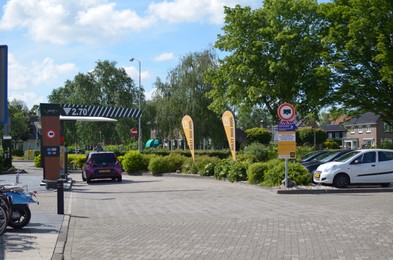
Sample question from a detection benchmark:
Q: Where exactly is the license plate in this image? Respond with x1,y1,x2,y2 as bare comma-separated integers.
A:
99,169,110,173
314,173,320,178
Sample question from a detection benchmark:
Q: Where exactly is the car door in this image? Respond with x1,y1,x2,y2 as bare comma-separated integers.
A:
377,151,393,183
349,151,378,183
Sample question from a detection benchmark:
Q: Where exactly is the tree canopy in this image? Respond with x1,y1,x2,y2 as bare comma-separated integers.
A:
48,60,140,146
206,0,393,125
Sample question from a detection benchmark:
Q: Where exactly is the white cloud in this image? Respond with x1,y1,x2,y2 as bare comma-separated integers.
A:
7,53,77,108
0,0,260,45
154,52,175,62
0,0,156,44
124,65,150,84
147,0,259,24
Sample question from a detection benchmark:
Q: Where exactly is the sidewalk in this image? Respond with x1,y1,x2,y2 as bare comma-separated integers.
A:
0,161,70,260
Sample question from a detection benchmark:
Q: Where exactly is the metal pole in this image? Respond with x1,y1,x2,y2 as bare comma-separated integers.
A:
130,58,142,153
138,60,142,153
285,158,288,188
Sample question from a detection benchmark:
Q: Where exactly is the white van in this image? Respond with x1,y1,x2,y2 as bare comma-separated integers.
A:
313,149,393,188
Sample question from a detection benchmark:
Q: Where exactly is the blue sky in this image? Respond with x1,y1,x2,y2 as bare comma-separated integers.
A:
0,0,262,109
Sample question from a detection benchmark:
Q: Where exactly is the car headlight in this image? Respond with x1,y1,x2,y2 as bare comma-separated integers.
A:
323,165,336,173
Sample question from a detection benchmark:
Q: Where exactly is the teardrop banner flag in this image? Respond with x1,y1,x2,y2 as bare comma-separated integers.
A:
222,111,236,161
182,115,195,161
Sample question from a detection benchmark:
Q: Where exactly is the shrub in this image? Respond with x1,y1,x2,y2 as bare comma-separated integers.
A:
247,162,269,184
193,156,220,175
323,140,340,149
12,149,24,157
227,161,249,182
214,159,232,180
262,160,312,187
296,128,327,147
122,150,146,173
34,154,42,167
296,146,315,162
243,142,270,162
181,157,197,174
245,128,272,145
68,154,86,169
380,140,393,149
148,154,185,175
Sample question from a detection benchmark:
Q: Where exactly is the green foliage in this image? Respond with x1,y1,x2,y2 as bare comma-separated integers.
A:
380,141,393,149
295,146,315,162
12,149,24,157
227,161,249,182
262,160,312,187
122,150,148,173
296,128,327,146
0,156,7,172
243,142,270,162
323,140,340,149
148,154,186,175
181,157,198,174
67,154,86,169
323,0,393,125
34,154,42,168
245,128,272,145
214,159,233,180
247,162,269,184
194,156,220,176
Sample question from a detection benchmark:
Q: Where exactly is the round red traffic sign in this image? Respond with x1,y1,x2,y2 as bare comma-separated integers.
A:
130,127,137,137
277,103,295,121
47,130,56,139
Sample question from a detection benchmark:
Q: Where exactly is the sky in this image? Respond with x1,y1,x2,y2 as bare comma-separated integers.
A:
0,0,263,109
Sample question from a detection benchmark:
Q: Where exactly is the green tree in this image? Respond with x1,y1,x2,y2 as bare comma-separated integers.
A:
8,99,30,147
206,1,334,121
48,60,140,146
153,48,227,148
323,0,393,125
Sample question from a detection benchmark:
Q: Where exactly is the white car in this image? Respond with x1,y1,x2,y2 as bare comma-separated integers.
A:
313,149,393,188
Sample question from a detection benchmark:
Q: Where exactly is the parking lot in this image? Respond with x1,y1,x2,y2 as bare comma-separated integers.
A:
64,172,393,259
2,161,393,259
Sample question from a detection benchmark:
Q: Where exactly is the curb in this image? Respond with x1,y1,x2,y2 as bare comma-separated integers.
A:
276,187,393,194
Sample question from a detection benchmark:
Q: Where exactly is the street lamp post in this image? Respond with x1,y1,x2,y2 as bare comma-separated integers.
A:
130,58,142,153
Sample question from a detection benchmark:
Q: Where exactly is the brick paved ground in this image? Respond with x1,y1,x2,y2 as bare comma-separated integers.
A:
64,173,393,260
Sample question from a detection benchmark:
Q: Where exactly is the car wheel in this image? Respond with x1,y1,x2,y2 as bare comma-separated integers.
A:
333,173,349,188
86,177,91,184
82,172,86,181
117,176,122,182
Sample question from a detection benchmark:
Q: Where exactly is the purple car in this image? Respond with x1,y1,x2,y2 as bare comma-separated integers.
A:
82,152,122,183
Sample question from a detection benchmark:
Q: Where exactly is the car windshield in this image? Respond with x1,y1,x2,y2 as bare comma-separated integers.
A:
319,151,341,163
334,150,360,162
313,151,336,162
90,153,117,166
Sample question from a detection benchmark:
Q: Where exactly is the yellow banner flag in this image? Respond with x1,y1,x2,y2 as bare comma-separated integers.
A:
222,111,236,161
182,115,195,161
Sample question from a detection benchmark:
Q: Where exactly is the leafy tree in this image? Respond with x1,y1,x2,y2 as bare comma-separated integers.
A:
245,128,272,145
8,99,30,146
153,48,227,148
48,60,140,146
322,0,393,125
206,1,334,121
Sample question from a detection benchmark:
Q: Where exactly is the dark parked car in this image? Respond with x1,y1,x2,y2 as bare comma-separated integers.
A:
303,149,353,175
82,152,122,183
300,150,330,164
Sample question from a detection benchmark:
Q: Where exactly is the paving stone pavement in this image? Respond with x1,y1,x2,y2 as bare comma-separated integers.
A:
64,173,393,260
2,161,393,259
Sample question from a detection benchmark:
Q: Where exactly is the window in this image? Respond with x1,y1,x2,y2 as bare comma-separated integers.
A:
384,123,393,133
378,151,393,162
366,125,371,133
357,152,376,164
358,126,363,134
351,127,355,134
